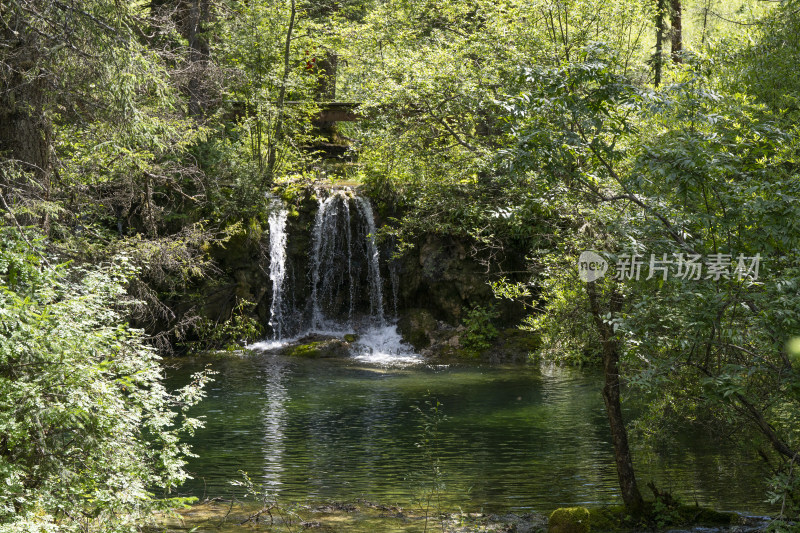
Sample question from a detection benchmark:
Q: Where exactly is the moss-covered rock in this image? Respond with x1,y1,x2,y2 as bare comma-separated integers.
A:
397,308,438,349
648,502,737,528
287,337,352,359
288,342,324,358
581,502,738,532
586,506,625,531
548,507,590,533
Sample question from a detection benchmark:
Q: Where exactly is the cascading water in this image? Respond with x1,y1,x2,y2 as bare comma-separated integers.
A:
252,188,419,365
268,200,289,339
354,196,385,327
308,193,338,332
309,190,387,331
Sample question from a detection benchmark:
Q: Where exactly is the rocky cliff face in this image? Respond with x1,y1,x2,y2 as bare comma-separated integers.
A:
395,235,493,323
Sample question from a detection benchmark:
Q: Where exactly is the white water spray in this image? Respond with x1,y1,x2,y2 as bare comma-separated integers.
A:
354,196,385,327
268,200,289,339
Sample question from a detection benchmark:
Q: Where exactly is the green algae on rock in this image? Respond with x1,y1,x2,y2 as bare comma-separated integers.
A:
548,507,591,533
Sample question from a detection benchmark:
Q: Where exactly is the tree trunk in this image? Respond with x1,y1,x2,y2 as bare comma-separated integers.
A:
0,12,52,228
653,0,666,87
314,51,338,102
266,0,296,185
670,0,682,63
587,282,645,514
601,335,644,513
0,87,51,185
700,0,711,45
313,51,339,137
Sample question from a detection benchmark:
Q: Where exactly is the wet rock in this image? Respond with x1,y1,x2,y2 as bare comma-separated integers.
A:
397,308,438,349
445,511,548,532
389,234,492,324
416,324,541,362
417,322,462,357
286,334,355,358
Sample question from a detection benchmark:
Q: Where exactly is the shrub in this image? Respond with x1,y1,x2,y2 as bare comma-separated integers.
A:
0,228,210,532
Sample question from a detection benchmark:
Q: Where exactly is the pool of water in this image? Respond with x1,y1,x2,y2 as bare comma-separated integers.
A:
165,353,773,515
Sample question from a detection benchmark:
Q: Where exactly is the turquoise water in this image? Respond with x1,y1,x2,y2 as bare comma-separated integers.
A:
166,354,772,515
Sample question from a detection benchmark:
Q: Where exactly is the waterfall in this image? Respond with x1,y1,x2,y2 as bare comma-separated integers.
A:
268,200,289,339
252,188,419,365
309,190,386,331
344,198,355,325
309,195,329,331
354,196,385,327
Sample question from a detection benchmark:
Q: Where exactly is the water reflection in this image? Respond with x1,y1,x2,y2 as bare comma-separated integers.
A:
260,357,289,487
166,357,773,514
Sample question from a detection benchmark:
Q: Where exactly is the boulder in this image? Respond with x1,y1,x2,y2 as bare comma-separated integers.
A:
397,308,438,349
548,507,590,533
287,335,354,358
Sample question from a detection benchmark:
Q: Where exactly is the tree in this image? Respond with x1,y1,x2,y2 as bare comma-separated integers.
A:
670,0,682,62
616,69,800,518
0,0,56,229
0,226,211,531
502,40,800,515
587,281,644,512
266,0,297,183
498,49,649,511
653,0,666,86
732,0,800,120
0,0,241,351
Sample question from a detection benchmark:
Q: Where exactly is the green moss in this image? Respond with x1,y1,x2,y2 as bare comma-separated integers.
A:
453,347,481,359
274,181,308,204
343,334,358,343
548,507,590,533
584,502,737,531
587,506,625,531
287,338,351,359
288,342,324,358
585,502,739,532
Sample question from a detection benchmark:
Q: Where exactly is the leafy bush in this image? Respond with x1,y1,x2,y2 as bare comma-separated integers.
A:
0,228,210,532
191,298,263,352
461,305,499,354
